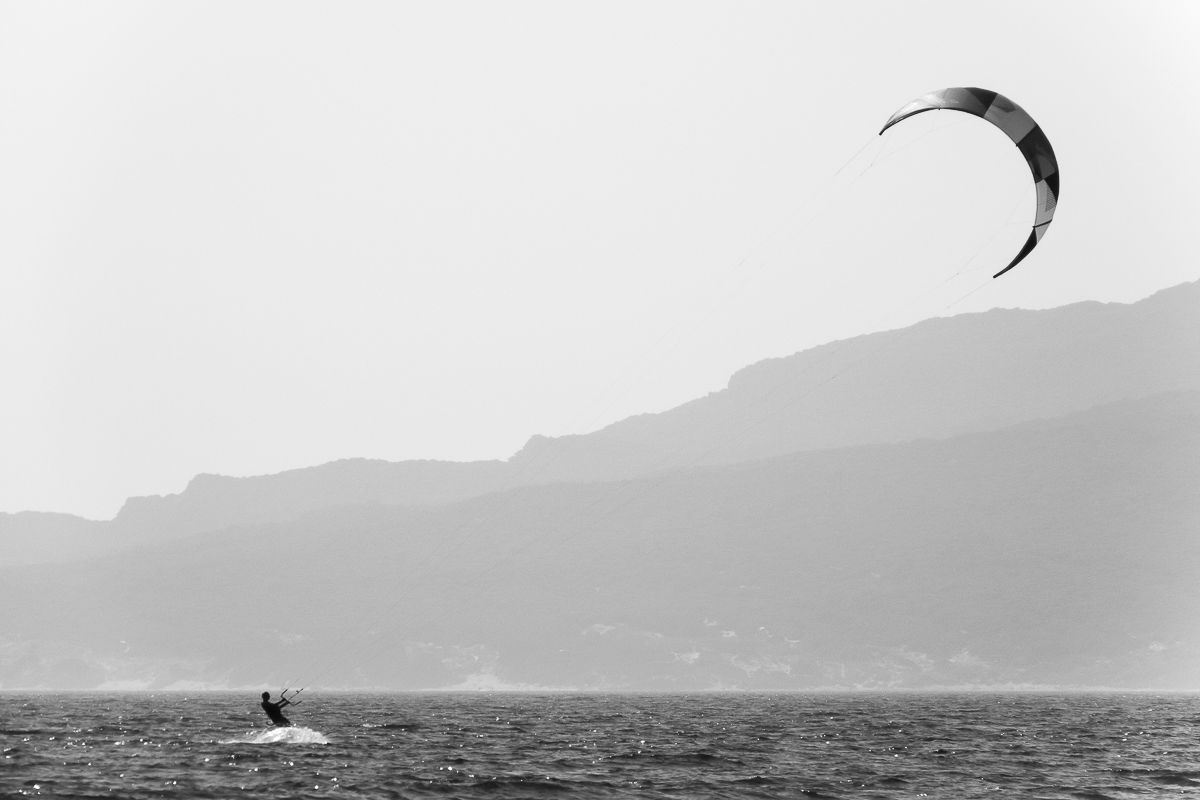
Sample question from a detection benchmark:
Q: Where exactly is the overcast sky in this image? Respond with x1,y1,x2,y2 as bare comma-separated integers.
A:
3,1,1198,519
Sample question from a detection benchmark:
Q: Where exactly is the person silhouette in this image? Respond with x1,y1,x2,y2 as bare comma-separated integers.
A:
260,691,293,727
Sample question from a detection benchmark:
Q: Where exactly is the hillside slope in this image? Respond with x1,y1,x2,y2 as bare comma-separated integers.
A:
3,391,1196,690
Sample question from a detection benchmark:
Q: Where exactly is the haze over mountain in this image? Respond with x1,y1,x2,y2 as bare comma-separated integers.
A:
2,281,1197,690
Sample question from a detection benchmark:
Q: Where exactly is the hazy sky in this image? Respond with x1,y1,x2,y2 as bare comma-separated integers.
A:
3,1,1198,519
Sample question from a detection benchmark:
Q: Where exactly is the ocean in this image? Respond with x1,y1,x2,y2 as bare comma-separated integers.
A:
3,692,1199,798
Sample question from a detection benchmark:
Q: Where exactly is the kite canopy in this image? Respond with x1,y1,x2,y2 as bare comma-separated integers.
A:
880,87,1058,278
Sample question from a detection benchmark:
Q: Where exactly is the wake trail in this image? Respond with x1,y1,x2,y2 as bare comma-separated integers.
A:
220,726,330,745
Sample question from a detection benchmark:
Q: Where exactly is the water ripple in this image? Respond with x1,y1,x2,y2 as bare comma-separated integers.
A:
3,692,1200,798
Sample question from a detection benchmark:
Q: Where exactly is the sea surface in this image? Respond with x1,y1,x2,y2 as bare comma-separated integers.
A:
3,692,1200,798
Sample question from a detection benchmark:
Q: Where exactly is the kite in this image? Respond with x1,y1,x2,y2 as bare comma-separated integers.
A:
880,87,1058,277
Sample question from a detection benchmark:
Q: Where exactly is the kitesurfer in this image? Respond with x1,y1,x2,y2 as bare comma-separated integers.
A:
260,691,294,727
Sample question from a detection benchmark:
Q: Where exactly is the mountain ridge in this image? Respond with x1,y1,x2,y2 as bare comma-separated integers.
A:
3,280,1196,568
